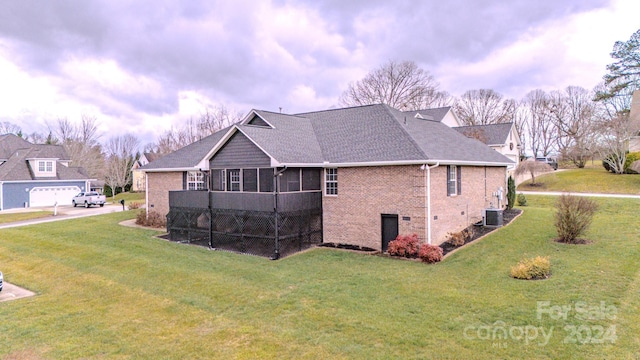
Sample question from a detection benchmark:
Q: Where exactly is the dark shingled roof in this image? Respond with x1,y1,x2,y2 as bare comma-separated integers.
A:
143,104,513,171
454,123,514,146
141,126,232,170
0,134,89,181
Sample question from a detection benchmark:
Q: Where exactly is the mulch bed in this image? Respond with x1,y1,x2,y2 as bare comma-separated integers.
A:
318,243,378,252
439,208,522,256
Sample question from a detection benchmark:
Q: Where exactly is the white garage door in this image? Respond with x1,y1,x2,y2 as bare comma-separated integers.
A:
30,186,81,207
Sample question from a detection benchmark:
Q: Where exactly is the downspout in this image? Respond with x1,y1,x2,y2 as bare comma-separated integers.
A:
422,162,439,245
272,166,287,260
145,172,149,219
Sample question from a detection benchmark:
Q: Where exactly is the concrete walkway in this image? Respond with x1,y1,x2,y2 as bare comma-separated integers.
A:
519,191,640,199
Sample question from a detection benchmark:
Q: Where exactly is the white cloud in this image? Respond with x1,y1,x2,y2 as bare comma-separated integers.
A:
435,0,640,99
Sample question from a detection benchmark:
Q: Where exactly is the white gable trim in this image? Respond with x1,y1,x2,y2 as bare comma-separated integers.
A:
198,125,279,169
240,110,275,129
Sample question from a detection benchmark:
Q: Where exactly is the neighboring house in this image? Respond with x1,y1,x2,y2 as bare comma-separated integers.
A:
142,104,513,258
405,107,462,127
0,134,92,210
628,90,640,152
131,152,160,192
453,123,521,170
405,108,520,170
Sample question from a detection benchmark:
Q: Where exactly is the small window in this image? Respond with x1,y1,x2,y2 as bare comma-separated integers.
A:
447,165,461,196
187,171,205,190
325,168,338,195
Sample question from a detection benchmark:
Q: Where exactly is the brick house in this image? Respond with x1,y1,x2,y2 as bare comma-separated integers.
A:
142,104,512,258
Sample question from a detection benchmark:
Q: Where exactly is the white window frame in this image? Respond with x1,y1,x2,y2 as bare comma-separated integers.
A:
229,169,241,191
187,171,205,190
324,168,338,196
447,165,461,196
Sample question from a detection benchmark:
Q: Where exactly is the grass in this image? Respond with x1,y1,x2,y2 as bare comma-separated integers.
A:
110,191,146,204
0,197,639,358
518,164,640,194
0,211,53,224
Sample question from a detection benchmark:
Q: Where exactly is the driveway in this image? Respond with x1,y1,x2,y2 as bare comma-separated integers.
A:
0,203,126,229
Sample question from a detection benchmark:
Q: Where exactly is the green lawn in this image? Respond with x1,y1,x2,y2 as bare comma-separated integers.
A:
111,191,146,204
0,211,53,224
0,197,639,359
518,166,640,194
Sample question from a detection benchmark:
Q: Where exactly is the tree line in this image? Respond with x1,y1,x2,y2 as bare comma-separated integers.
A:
340,28,640,173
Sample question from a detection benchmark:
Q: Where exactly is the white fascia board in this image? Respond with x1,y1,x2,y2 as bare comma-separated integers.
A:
1,178,94,184
279,160,512,168
142,167,198,173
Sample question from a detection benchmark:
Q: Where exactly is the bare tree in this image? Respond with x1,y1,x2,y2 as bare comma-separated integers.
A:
0,121,22,136
593,81,639,173
149,105,238,155
104,134,140,198
512,103,529,159
548,86,597,168
515,159,553,185
49,115,105,179
453,89,516,125
522,90,555,157
340,60,450,111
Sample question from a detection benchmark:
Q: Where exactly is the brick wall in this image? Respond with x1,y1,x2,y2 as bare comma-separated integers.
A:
429,165,506,244
146,171,183,216
322,165,506,249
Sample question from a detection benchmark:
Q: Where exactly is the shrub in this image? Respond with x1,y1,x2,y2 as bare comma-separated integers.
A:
135,210,167,228
447,228,474,247
517,193,527,206
387,234,419,257
447,231,465,247
506,176,516,210
510,256,551,280
418,244,443,263
128,202,142,210
624,151,640,173
554,195,598,244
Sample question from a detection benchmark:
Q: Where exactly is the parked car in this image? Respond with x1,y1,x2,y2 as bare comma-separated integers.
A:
72,192,107,208
0,271,3,292
536,157,558,170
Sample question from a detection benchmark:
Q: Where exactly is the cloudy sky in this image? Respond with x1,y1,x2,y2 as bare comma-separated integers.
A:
0,0,637,146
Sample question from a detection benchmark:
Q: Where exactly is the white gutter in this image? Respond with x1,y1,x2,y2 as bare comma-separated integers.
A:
276,159,512,168
421,162,439,244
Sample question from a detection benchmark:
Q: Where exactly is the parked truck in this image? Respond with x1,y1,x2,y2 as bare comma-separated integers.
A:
72,192,106,208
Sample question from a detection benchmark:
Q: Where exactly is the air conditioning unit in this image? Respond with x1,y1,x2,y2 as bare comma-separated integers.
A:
483,209,503,227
